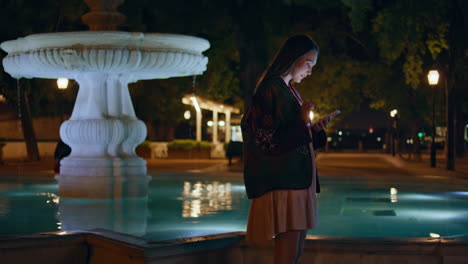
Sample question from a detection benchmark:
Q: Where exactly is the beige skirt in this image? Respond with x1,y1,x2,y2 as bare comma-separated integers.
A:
245,185,318,242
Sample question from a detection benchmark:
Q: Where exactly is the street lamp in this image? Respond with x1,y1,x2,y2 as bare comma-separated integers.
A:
184,110,191,120
427,70,439,168
390,109,398,156
57,78,69,90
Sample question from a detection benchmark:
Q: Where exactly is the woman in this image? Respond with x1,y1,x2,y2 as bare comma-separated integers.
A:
241,34,329,264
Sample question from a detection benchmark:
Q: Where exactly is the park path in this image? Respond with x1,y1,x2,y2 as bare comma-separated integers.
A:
0,152,466,185
316,152,468,186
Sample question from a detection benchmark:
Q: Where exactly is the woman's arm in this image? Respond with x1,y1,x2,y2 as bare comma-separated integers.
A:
312,129,327,150
310,116,330,150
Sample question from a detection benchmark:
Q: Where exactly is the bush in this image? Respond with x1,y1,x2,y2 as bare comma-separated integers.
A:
167,139,211,151
138,140,152,148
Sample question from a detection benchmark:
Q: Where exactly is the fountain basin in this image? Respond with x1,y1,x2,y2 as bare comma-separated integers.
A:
1,31,210,80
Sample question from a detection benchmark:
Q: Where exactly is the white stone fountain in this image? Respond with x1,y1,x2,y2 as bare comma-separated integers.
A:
1,0,209,198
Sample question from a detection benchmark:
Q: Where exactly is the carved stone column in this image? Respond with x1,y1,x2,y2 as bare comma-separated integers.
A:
57,73,149,198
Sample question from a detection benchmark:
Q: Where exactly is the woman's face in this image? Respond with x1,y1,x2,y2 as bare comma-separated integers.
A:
290,50,318,83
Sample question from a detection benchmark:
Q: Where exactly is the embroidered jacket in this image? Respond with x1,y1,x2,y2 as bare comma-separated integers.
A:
241,77,327,199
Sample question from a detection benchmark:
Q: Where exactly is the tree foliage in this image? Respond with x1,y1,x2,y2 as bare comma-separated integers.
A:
372,0,450,89
0,0,86,117
0,0,465,141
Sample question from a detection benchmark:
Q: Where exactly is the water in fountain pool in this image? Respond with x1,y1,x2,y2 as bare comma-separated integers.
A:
0,174,467,241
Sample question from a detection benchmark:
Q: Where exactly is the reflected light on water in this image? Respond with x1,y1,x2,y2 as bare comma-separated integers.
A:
181,181,233,218
0,199,9,215
399,209,462,220
35,192,60,204
451,192,468,196
390,188,398,203
399,193,441,200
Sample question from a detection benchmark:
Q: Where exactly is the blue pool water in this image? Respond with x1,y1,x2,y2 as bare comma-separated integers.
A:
1,175,467,241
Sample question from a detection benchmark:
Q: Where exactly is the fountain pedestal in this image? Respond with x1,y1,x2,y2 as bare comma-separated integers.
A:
57,73,149,198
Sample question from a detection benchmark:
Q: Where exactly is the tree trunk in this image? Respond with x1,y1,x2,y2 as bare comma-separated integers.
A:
20,84,40,161
411,123,422,162
443,69,455,170
455,106,465,158
230,0,269,108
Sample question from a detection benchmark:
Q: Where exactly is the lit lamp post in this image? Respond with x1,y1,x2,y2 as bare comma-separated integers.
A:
390,109,398,156
184,110,191,120
57,78,69,90
427,70,439,168
57,78,69,122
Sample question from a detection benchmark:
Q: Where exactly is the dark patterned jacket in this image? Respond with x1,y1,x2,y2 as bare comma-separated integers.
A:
241,77,327,199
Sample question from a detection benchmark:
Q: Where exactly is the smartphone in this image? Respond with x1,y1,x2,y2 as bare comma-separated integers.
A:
322,110,341,120
311,110,340,126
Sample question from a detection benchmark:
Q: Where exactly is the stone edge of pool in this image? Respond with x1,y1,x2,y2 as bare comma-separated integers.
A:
1,229,467,264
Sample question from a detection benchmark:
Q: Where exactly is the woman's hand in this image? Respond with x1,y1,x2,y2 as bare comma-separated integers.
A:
301,101,315,124
312,117,330,131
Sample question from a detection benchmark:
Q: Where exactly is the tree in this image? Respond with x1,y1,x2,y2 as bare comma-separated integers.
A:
0,0,86,160
369,0,467,163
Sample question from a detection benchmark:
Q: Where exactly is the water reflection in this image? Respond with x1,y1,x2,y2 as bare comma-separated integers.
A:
35,192,60,205
0,199,9,215
181,181,233,218
57,197,149,236
390,188,398,203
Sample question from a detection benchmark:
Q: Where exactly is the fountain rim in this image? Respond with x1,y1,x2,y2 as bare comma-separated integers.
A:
0,31,210,55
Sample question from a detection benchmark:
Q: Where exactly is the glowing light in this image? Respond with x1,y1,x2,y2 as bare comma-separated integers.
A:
0,94,5,102
207,121,214,127
427,70,439,85
429,233,440,238
452,192,468,196
309,111,314,121
418,132,424,138
218,120,225,127
57,78,69,89
368,126,374,133
390,188,398,203
338,131,343,136
327,137,332,142
184,110,191,120
399,209,462,220
377,137,382,142
35,192,60,204
390,109,398,118
181,180,233,218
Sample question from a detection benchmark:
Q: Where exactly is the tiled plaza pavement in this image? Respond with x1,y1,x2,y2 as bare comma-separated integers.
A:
0,152,466,184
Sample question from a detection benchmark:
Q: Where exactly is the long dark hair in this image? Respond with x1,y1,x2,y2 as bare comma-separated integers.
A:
255,34,319,93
